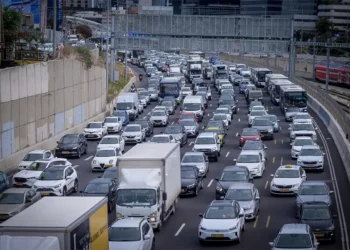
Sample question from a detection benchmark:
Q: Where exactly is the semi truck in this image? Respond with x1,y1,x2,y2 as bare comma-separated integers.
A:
0,197,109,250
116,143,181,232
187,59,203,83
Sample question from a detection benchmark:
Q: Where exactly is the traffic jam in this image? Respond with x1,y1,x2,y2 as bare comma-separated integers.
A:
0,51,340,250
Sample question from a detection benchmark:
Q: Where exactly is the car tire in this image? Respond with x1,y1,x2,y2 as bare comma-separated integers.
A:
84,145,88,154
62,187,67,196
218,151,221,157
199,239,205,246
214,156,218,162
77,149,81,159
73,180,78,193
151,240,156,250
200,180,204,189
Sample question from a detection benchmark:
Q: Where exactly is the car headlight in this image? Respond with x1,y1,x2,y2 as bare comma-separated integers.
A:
73,147,77,150
136,135,141,138
292,183,300,188
54,184,62,188
33,185,38,189
268,129,273,133
271,183,276,187
187,184,196,188
211,147,217,152
109,160,114,164
229,224,238,230
116,212,124,220
297,160,301,165
200,226,207,230
92,160,96,164
318,160,323,164
149,212,157,222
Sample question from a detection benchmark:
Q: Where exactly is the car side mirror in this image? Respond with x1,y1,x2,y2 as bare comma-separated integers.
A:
269,242,275,247
333,214,338,218
80,191,83,193
199,213,203,218
315,127,318,130
270,174,274,177
233,159,237,162
255,196,260,200
144,235,151,240
26,198,31,203
315,242,320,247
113,107,116,110
239,213,244,218
264,146,268,149
330,190,334,194
162,192,167,201
323,153,325,156
56,141,60,144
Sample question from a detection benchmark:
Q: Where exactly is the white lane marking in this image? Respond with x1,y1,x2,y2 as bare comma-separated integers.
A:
238,118,240,122
73,165,79,169
280,126,282,131
147,112,151,115
225,152,230,157
174,223,186,236
236,132,238,137
202,126,205,129
238,108,240,111
189,141,194,146
281,140,284,145
207,179,214,187
207,114,210,116
84,155,93,161
313,120,349,250
210,104,212,107
171,122,174,125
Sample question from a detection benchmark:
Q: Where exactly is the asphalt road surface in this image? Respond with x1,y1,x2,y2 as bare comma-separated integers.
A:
67,64,350,250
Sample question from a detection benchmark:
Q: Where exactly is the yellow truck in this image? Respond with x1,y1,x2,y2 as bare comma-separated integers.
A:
0,196,109,250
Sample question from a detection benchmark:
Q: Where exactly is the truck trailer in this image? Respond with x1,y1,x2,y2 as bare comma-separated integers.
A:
116,143,181,232
0,197,109,250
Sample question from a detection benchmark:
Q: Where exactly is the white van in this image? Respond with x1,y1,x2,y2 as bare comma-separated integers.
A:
115,93,140,121
182,96,205,122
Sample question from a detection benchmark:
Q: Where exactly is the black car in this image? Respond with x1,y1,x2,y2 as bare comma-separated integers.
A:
298,202,336,242
215,166,253,200
180,166,203,197
81,178,117,213
101,167,118,185
55,134,87,158
134,119,154,137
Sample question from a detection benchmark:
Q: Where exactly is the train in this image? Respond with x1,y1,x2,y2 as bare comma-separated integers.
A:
314,61,350,85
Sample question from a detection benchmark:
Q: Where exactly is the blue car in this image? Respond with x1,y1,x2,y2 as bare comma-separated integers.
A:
112,110,129,126
239,83,248,94
263,114,279,132
0,171,9,194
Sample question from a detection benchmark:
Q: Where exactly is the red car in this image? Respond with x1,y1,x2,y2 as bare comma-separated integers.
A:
238,128,261,147
177,112,198,122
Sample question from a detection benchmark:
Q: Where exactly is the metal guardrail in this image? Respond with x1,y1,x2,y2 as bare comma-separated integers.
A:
226,55,350,141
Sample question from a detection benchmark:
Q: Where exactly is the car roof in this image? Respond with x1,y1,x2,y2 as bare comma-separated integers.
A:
183,152,204,156
228,182,254,190
88,178,112,184
223,165,249,172
28,150,46,154
300,145,320,150
198,132,216,138
102,135,121,139
301,181,327,186
209,200,235,207
278,164,300,170
111,218,145,228
280,224,309,234
242,128,259,132
3,188,29,194
239,151,260,156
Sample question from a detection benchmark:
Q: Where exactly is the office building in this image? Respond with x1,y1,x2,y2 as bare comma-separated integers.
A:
318,3,350,32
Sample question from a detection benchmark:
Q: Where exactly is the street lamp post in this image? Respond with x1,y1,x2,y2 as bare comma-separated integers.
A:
124,6,129,81
105,0,110,92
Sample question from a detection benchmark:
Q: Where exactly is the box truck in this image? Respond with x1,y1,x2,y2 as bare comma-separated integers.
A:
0,236,60,250
116,143,181,232
0,197,109,250
115,93,140,120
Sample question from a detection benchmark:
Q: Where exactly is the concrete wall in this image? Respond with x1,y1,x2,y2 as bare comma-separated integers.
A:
0,59,106,172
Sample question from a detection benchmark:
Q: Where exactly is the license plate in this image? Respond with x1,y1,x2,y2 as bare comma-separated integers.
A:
307,164,314,167
314,233,324,237
41,192,50,196
106,164,113,167
127,138,134,141
281,189,290,192
16,183,23,186
211,234,224,238
155,122,161,124
108,128,113,130
88,134,95,138
62,151,70,154
0,215,7,219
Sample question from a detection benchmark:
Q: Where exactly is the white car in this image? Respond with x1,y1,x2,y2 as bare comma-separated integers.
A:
122,124,146,143
250,106,267,113
293,112,312,123
234,151,265,178
198,200,245,244
297,145,325,171
104,117,123,133
270,164,306,196
18,150,54,171
193,132,221,162
248,110,267,126
33,165,78,196
241,140,267,160
149,110,169,127
149,134,176,143
13,158,71,188
91,147,121,172
84,122,107,139
97,135,125,152
181,87,192,97
290,136,315,159
109,218,155,250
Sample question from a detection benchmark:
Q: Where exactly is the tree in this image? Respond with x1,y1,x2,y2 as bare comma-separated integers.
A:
315,17,335,40
75,25,92,39
2,6,21,44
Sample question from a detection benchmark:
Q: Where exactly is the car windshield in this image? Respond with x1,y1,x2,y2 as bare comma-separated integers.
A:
249,92,262,98
294,139,313,146
302,208,331,220
100,137,119,145
196,137,215,144
293,124,314,131
205,206,237,219
61,136,79,144
215,109,228,114
39,168,64,180
183,103,201,111
226,189,253,201
181,169,196,179
264,116,277,122
23,153,43,161
0,193,24,204
117,189,156,207
275,169,300,178
116,103,133,110
84,183,109,194
252,107,265,111
295,114,310,119
125,126,141,132
182,155,204,163
299,185,328,195
250,111,266,117
109,227,141,242
28,161,49,171
152,111,165,116
180,120,195,126
243,141,264,150
96,150,116,157
182,87,191,92
163,101,173,107
151,136,169,143
105,118,119,123
237,155,260,163
287,107,300,112
103,169,117,179
86,123,102,129
213,115,227,120
165,126,182,134
253,119,271,126
300,148,322,156
275,234,312,248
220,171,248,181
242,129,258,136
113,111,126,117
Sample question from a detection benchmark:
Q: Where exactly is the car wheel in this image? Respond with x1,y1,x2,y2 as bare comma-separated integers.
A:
195,186,199,196
200,180,204,189
62,187,67,196
77,149,81,159
151,240,156,250
73,180,78,193
242,222,245,232
199,239,205,246
214,156,218,162
156,220,162,232
218,151,221,157
84,145,88,154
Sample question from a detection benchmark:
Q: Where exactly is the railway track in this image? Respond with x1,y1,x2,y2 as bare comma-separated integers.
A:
321,88,350,113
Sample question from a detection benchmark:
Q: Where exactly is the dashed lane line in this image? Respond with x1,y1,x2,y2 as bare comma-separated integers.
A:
207,179,214,188
253,216,259,228
174,223,186,236
73,165,79,169
266,216,271,228
225,152,230,157
265,181,269,189
84,155,93,161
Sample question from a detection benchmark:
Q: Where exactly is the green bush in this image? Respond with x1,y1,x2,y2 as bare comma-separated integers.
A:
74,46,93,69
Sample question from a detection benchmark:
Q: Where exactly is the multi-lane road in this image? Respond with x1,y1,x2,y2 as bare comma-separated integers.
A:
67,64,350,250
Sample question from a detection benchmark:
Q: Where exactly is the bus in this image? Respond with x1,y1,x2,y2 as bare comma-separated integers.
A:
279,85,308,113
250,68,272,88
270,79,293,105
189,51,205,59
265,74,289,95
159,77,182,104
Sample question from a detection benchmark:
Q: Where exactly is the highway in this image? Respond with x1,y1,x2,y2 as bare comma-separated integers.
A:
67,64,350,250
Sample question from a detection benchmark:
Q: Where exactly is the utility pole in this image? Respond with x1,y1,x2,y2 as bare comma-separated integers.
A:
326,38,330,92
312,37,316,81
124,7,128,81
105,0,110,92
53,0,57,57
110,14,115,82
288,19,294,80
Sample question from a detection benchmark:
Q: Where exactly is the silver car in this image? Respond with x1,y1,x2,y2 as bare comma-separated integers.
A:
139,95,148,107
181,87,192,97
179,119,199,137
224,182,260,220
150,110,168,127
241,140,267,160
164,124,188,146
297,145,325,171
289,123,317,142
215,107,232,121
270,223,319,250
285,107,301,121
251,118,274,140
148,89,159,101
290,137,315,159
162,101,175,115
212,114,229,128
181,152,209,177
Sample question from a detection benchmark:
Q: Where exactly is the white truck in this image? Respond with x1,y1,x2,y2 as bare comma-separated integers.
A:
116,143,181,232
115,93,140,121
187,60,202,83
168,64,181,76
0,236,60,250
